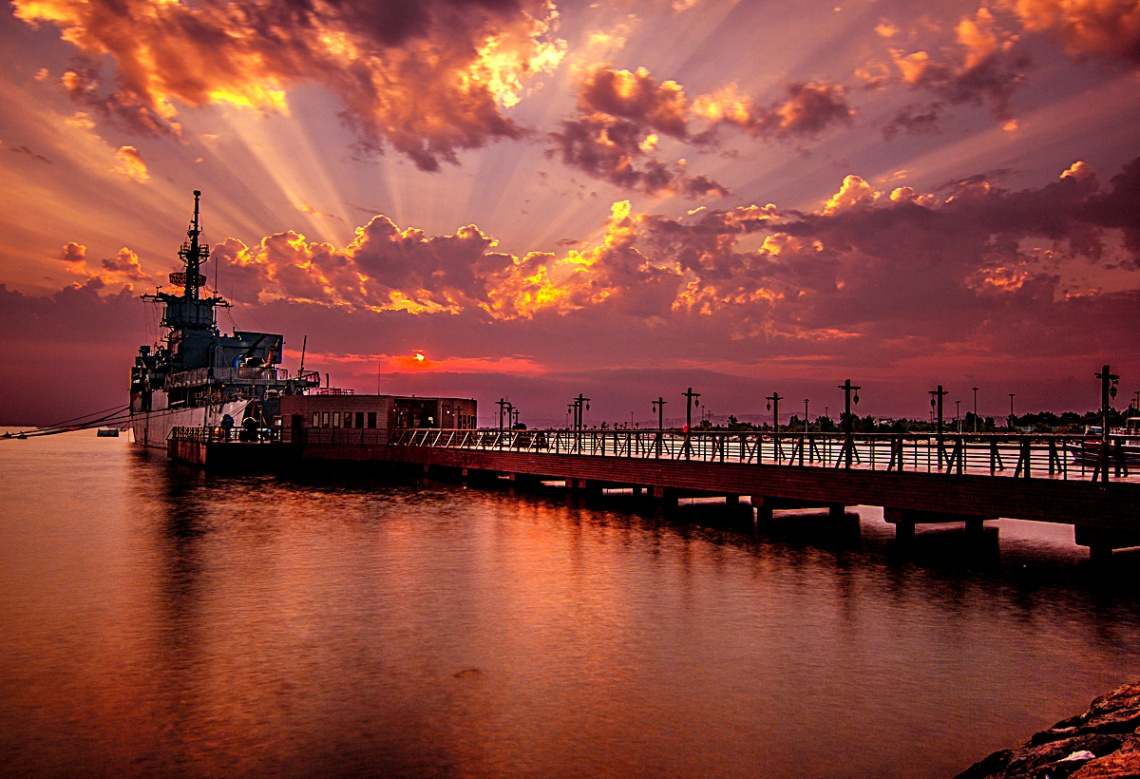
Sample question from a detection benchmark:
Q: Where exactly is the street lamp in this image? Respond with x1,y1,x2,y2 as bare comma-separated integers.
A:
804,398,810,432
568,394,590,431
497,397,511,432
1008,393,1015,430
837,378,861,468
955,399,961,433
1094,365,1120,483
928,386,948,436
681,387,702,459
766,392,783,432
972,387,978,433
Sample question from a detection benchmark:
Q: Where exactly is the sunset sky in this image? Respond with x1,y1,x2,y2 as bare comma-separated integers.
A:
2,0,1138,427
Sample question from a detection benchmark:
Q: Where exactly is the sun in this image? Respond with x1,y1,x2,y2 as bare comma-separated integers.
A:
414,350,426,362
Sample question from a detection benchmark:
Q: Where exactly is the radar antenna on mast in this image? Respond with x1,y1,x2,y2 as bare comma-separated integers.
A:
173,189,209,301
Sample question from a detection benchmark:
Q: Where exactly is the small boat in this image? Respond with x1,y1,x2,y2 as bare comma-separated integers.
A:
97,427,121,437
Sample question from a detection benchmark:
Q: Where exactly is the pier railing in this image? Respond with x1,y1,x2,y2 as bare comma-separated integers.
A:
389,429,1136,483
168,426,280,444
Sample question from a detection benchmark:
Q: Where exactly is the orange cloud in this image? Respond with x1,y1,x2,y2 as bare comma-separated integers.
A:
999,0,1140,59
14,0,563,170
101,247,150,280
112,146,148,182
823,175,880,213
693,80,854,138
957,8,1003,70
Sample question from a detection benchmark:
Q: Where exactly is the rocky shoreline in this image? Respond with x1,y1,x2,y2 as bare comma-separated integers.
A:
957,683,1140,778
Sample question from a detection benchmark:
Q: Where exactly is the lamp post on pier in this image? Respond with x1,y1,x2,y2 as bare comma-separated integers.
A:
766,392,783,432
929,386,948,436
568,394,590,431
1008,393,1016,430
1094,365,1119,484
682,387,700,459
652,396,667,458
956,400,961,433
972,387,979,433
652,397,667,430
929,385,948,469
804,399,810,433
838,379,860,468
497,397,511,433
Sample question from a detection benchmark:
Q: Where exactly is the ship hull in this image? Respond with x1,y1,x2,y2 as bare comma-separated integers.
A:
130,400,252,450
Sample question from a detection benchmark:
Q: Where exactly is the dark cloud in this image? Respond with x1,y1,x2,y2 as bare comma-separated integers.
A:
936,51,1030,120
749,81,856,138
882,102,942,140
553,67,849,195
548,114,728,198
1083,156,1140,259
59,242,86,263
577,65,689,138
1,142,51,163
0,281,145,424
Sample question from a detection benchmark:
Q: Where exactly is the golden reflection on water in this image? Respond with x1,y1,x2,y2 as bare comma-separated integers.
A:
2,431,1140,777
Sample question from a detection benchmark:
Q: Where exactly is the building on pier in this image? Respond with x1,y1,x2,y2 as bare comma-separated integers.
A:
279,394,477,446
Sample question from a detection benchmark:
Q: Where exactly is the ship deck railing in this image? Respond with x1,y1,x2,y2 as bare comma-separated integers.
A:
388,428,1137,483
164,366,294,390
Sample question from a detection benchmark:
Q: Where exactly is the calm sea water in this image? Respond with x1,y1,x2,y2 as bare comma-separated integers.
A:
2,430,1139,778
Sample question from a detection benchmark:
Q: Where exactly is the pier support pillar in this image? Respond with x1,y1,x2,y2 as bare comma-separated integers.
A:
828,504,845,520
885,507,995,542
751,496,773,523
1075,526,1140,564
884,507,915,543
651,486,678,510
570,478,602,497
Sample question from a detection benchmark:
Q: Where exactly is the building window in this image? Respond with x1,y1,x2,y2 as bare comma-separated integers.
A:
322,411,330,427
367,412,377,429
313,412,320,427
333,412,342,428
355,411,364,428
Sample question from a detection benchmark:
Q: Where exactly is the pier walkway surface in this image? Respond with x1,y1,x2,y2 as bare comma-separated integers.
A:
283,428,1140,562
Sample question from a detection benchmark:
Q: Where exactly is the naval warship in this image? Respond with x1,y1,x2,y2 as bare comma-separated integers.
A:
129,191,318,448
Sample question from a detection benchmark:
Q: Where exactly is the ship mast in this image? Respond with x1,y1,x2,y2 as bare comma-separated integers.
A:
178,189,208,302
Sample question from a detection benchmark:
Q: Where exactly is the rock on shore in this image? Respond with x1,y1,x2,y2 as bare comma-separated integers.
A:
957,683,1140,779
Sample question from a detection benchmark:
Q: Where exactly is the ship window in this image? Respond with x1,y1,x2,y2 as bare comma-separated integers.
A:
355,412,364,428
367,412,377,429
313,412,320,428
333,412,342,428
322,412,330,427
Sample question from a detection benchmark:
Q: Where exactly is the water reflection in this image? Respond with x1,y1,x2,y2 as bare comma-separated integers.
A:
3,433,1140,778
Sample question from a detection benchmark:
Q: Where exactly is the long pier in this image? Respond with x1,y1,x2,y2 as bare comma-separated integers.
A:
281,427,1140,562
